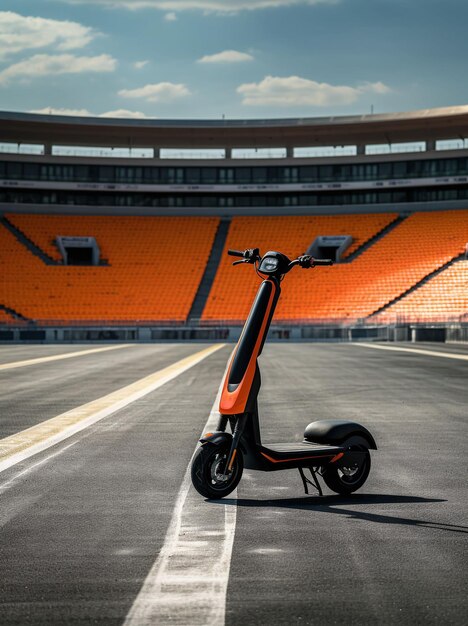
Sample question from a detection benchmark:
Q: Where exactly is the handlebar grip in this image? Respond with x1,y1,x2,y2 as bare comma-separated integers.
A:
227,249,245,258
313,258,333,266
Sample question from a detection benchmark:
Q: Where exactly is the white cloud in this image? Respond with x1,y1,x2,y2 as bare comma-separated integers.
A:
55,1,338,13
237,75,391,107
0,11,96,59
134,60,148,69
100,108,148,118
30,107,94,116
118,82,190,102
0,53,117,84
198,50,254,63
361,80,391,95
30,107,148,118
164,11,178,20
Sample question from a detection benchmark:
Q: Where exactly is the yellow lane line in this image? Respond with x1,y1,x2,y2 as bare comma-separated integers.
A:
0,344,133,372
354,342,468,361
0,343,225,474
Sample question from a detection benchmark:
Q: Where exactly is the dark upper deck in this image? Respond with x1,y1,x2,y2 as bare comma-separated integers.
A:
2,105,468,150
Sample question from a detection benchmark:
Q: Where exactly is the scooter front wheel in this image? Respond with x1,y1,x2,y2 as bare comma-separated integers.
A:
191,443,243,499
322,450,371,495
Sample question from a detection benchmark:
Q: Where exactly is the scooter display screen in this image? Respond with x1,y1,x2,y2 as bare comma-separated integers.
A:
259,257,279,273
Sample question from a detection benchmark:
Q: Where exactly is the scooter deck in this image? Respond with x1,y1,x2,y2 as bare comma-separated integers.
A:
260,441,343,464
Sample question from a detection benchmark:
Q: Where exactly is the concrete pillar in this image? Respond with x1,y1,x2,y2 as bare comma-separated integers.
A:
45,328,59,342
228,327,242,341
138,327,152,342
426,140,436,152
290,327,301,339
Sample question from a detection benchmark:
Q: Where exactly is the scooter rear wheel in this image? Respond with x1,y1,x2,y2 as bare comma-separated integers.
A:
322,450,371,495
191,443,243,499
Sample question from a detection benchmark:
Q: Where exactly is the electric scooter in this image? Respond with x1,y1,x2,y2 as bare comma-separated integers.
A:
191,247,377,499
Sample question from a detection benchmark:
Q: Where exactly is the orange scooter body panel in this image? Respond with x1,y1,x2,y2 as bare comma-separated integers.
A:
219,280,277,415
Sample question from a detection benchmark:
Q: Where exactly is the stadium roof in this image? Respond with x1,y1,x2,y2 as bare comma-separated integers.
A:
1,105,468,150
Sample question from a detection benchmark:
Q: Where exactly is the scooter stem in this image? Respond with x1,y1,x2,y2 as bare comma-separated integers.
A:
219,278,280,416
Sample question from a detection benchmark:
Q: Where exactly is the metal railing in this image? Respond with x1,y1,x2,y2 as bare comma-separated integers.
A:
1,314,468,329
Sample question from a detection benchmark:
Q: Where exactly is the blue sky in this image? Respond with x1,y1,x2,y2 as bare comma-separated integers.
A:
0,0,467,119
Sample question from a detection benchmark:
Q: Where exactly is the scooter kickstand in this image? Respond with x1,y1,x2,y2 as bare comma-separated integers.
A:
298,467,323,497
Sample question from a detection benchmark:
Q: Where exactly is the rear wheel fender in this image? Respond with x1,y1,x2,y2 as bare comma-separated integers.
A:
342,434,375,451
304,419,377,450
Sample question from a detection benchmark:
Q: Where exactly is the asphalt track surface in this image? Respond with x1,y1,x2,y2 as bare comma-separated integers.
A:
0,342,467,625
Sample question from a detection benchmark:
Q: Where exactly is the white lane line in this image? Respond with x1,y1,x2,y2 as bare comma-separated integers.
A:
353,342,468,361
124,366,236,626
0,344,225,475
0,344,132,371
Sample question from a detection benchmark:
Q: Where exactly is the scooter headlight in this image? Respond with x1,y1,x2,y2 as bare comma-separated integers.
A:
259,257,279,272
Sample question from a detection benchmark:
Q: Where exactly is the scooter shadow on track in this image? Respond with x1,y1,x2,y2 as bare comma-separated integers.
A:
211,494,468,535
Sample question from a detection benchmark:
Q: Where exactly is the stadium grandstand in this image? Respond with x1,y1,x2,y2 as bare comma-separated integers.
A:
1,106,468,343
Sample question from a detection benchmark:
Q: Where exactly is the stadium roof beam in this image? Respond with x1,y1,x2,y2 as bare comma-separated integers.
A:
1,106,468,154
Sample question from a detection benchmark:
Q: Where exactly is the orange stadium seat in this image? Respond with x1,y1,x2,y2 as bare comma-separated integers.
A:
2,211,468,325
202,213,396,322
1,215,219,323
202,211,468,323
372,260,468,323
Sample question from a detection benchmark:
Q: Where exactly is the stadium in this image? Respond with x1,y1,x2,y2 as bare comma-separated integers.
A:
1,105,468,343
1,105,467,625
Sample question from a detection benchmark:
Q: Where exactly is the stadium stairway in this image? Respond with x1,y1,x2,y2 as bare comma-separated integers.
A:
343,213,409,262
187,217,231,323
0,215,58,265
0,303,30,324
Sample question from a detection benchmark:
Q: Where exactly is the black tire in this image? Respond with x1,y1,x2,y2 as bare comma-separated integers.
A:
322,450,371,495
191,443,243,499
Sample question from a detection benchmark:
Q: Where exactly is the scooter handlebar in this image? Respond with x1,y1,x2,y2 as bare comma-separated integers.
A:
227,248,261,262
292,255,334,269
228,250,332,270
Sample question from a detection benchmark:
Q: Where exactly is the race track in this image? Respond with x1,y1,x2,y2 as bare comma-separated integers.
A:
0,342,467,625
